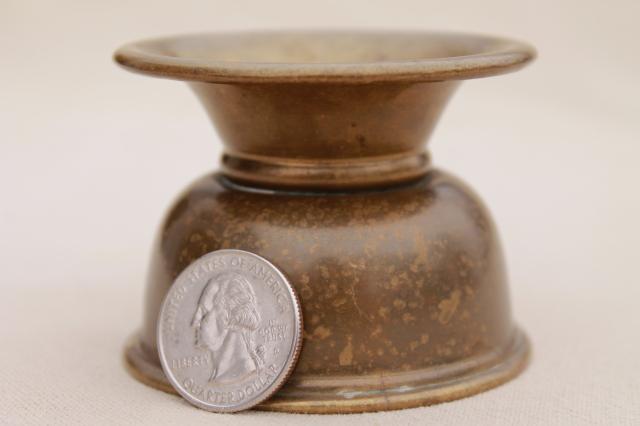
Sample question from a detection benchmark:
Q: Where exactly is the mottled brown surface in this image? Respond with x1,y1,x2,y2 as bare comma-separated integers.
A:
125,169,527,412
116,31,534,413
143,170,512,373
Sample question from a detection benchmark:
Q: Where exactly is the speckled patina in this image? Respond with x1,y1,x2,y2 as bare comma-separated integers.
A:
115,30,535,413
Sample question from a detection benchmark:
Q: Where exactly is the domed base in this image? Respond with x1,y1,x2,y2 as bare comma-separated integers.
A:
124,329,529,413
125,170,530,413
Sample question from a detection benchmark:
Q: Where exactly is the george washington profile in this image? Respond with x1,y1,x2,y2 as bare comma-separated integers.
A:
191,272,265,383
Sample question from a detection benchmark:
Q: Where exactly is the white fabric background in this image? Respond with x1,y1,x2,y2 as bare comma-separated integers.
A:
1,0,639,424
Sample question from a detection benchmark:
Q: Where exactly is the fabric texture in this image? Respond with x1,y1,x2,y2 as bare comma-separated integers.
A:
1,0,639,424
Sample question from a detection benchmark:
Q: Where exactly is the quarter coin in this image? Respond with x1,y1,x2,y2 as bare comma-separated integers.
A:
157,249,303,412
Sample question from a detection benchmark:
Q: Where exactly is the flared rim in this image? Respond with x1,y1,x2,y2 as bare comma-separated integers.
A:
114,30,536,84
124,328,530,413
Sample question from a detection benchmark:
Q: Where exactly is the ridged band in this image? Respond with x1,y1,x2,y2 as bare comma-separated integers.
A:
220,151,431,190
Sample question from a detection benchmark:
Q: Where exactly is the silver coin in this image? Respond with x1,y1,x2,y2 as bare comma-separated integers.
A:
157,249,303,412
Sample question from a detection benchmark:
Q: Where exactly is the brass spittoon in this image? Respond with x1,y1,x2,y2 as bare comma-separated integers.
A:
115,30,536,413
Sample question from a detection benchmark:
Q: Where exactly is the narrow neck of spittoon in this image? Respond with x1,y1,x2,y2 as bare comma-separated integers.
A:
190,81,460,190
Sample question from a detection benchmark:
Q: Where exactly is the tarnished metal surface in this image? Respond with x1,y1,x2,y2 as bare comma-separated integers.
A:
125,170,529,412
115,30,535,413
